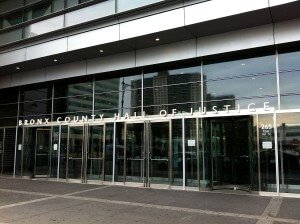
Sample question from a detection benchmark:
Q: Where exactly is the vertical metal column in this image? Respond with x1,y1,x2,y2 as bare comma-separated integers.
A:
196,118,201,190
1,128,5,174
92,77,95,115
256,114,261,192
57,125,61,181
102,124,106,182
123,123,127,185
274,112,280,196
275,49,281,110
13,89,21,178
169,120,172,188
201,59,204,112
182,118,186,190
141,70,144,116
20,127,25,178
146,122,150,187
112,122,116,184
66,126,70,181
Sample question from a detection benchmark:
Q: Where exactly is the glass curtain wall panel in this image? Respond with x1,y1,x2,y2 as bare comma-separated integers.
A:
203,54,277,111
277,112,300,193
185,118,199,187
19,86,52,122
143,65,201,115
53,80,93,120
258,114,276,192
0,88,19,127
94,74,142,117
278,50,300,109
171,119,182,186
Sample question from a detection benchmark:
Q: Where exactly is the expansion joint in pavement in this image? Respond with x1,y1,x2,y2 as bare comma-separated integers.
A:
0,187,298,224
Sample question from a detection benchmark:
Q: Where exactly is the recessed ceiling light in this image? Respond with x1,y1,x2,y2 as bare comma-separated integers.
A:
155,37,160,42
259,87,263,90
16,66,20,70
99,49,104,53
53,59,58,62
241,63,245,66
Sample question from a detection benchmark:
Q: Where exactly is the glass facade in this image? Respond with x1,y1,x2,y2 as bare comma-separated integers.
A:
0,0,173,46
203,55,277,111
0,49,300,195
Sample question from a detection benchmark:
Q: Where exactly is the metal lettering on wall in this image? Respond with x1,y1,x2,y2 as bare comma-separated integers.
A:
18,102,272,126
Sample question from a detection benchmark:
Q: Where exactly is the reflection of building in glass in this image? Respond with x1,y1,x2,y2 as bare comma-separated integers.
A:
279,124,300,153
205,94,236,110
142,71,201,114
21,88,51,116
94,79,119,114
68,83,93,113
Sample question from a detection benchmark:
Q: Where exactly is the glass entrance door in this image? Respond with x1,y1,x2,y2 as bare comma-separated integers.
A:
86,125,104,182
149,121,170,186
67,125,105,182
34,129,51,177
124,121,171,187
211,117,252,191
67,126,84,181
125,122,145,184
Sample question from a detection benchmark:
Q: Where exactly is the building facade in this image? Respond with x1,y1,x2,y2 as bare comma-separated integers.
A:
0,0,300,196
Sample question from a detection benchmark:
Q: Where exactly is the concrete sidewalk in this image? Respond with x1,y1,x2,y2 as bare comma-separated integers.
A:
0,178,299,224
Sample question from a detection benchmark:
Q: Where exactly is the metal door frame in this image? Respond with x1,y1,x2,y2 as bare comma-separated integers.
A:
123,121,146,187
34,128,51,178
84,123,105,183
67,124,85,183
147,119,172,188
66,123,105,183
210,116,252,191
122,119,172,188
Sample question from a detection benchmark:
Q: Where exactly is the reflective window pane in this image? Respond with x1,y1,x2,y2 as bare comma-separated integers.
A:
279,51,300,109
277,113,300,193
95,75,142,116
25,2,51,20
25,0,41,5
172,119,182,186
66,0,79,8
144,66,201,115
52,0,65,12
2,11,23,28
203,54,277,110
24,16,64,38
185,118,198,187
258,114,276,192
117,0,162,12
21,87,52,102
0,29,23,46
0,0,23,14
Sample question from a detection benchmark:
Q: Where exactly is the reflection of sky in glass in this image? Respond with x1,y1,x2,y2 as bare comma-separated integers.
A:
281,95,300,110
203,55,277,108
279,51,300,70
279,52,300,95
278,51,300,109
206,74,276,99
204,55,276,80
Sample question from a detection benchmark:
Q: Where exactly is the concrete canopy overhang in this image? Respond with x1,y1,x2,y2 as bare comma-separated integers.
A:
0,0,299,77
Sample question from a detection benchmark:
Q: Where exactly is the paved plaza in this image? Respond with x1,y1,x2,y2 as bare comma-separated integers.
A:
0,177,299,223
